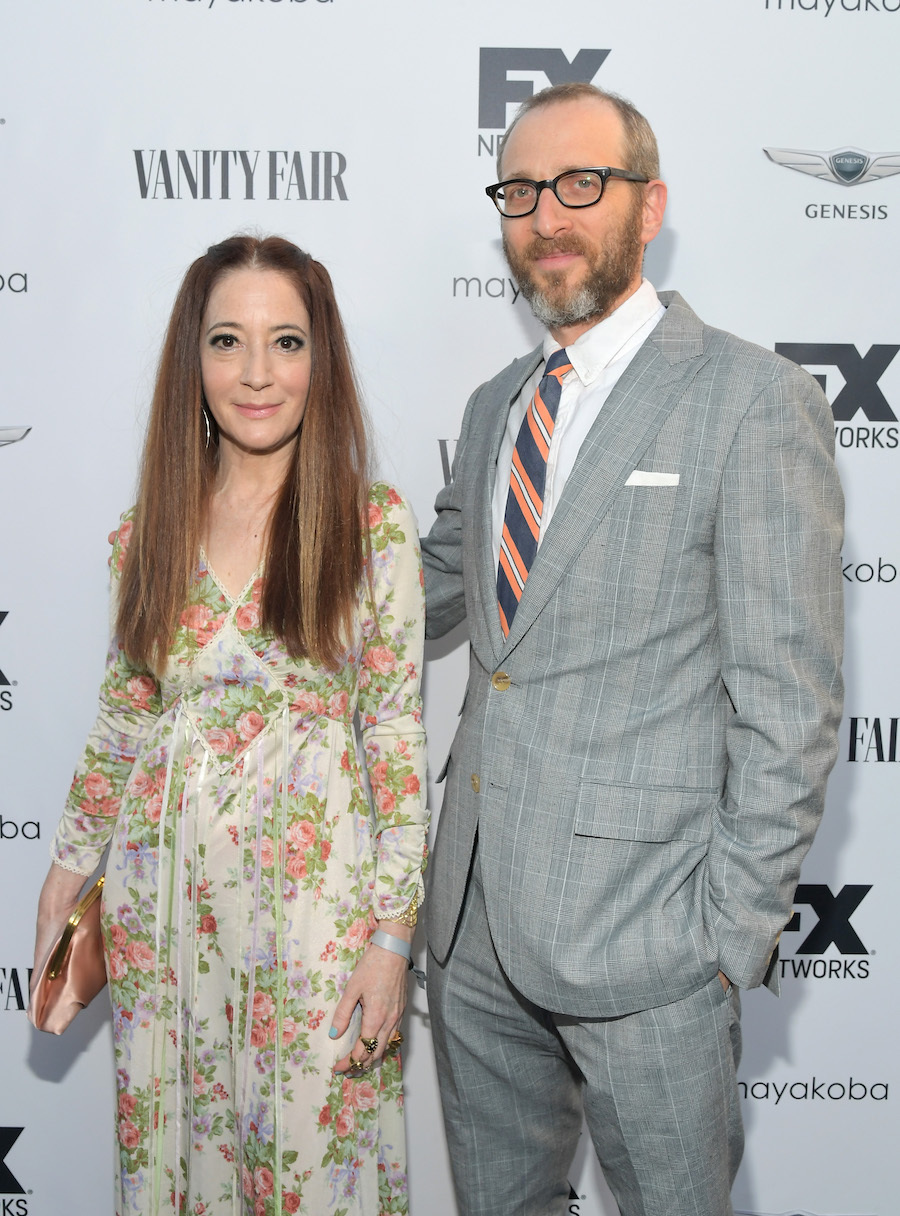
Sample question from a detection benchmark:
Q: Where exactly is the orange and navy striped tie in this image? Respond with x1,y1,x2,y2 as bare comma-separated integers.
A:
497,347,572,636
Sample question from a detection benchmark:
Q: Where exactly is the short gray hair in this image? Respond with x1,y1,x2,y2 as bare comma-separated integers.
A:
497,82,660,182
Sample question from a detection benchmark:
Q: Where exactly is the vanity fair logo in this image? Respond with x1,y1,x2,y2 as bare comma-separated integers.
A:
0,970,32,1012
477,47,610,157
134,149,348,200
848,717,900,760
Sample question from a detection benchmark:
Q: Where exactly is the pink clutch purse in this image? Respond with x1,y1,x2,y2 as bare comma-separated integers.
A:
29,876,108,1034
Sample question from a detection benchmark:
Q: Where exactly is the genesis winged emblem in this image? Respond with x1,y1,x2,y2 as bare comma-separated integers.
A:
764,145,900,187
0,426,31,447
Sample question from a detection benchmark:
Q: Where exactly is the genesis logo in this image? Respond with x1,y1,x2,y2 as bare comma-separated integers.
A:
0,427,30,448
764,145,900,186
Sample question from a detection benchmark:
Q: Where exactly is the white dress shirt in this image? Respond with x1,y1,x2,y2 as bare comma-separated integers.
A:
492,280,666,563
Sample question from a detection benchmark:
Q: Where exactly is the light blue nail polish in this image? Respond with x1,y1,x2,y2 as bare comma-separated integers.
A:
328,1027,338,1039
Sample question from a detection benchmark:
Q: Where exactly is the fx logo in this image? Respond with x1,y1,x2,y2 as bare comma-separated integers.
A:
0,1128,24,1194
775,343,898,422
478,48,610,129
784,884,871,955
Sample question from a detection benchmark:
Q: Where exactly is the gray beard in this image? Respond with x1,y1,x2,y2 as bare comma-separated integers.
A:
521,282,604,330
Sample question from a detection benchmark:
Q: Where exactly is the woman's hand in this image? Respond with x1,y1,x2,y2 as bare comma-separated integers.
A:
331,922,414,1074
28,864,91,1009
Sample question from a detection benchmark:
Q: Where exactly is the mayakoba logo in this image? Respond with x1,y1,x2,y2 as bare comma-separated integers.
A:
737,1076,888,1103
764,145,900,187
765,0,900,11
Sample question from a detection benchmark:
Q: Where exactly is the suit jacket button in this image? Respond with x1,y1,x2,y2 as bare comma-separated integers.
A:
491,671,511,691
471,773,481,793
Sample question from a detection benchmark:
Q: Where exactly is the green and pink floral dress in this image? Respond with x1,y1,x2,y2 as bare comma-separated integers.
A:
51,484,428,1216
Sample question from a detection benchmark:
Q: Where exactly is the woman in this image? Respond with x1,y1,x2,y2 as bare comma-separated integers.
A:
30,235,428,1215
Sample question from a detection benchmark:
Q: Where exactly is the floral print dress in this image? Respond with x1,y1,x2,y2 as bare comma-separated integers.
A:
50,484,428,1216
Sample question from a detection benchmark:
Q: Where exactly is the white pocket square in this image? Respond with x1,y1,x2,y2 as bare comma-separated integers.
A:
625,470,680,487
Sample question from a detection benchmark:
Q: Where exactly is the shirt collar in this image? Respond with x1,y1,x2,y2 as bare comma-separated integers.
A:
542,279,663,386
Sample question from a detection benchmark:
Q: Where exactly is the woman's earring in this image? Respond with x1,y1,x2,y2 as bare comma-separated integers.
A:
203,407,212,450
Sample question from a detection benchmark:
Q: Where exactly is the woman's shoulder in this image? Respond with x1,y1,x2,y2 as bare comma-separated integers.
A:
107,506,137,573
367,482,417,529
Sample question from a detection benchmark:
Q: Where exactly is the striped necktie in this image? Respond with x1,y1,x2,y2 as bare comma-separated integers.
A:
497,347,573,636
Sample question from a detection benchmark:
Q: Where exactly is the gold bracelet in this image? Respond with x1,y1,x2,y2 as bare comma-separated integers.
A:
378,892,419,928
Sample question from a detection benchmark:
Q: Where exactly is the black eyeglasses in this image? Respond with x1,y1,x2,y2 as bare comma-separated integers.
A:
485,167,650,218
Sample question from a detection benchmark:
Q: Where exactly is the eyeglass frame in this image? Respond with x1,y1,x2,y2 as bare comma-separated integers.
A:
485,167,651,218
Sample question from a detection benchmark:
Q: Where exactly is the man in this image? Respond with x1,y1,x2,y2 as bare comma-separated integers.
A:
421,83,844,1216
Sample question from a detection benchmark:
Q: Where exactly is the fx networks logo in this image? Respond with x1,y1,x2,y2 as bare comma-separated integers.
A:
775,343,899,450
566,1182,586,1215
134,149,348,200
765,145,900,220
778,883,872,980
477,47,610,157
0,1127,26,1210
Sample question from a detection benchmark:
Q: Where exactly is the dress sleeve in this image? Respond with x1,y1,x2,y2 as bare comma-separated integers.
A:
357,484,429,921
50,514,163,876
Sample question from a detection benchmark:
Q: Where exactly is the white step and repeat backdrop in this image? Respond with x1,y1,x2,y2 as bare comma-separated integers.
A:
1,1,897,1213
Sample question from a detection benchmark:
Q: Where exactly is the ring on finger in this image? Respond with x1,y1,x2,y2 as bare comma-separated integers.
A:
361,1036,378,1055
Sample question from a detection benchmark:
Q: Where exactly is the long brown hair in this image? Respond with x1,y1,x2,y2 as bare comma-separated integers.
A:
117,235,371,674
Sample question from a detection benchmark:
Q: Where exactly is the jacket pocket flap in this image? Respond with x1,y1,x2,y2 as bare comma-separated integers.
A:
574,781,715,843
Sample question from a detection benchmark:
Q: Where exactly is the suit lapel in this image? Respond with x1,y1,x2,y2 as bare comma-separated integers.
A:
499,294,707,656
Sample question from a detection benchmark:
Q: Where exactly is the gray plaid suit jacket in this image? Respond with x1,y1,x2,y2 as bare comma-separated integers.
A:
421,292,844,1019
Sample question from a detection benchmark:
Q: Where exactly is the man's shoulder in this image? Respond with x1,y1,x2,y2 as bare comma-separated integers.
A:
656,291,815,388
